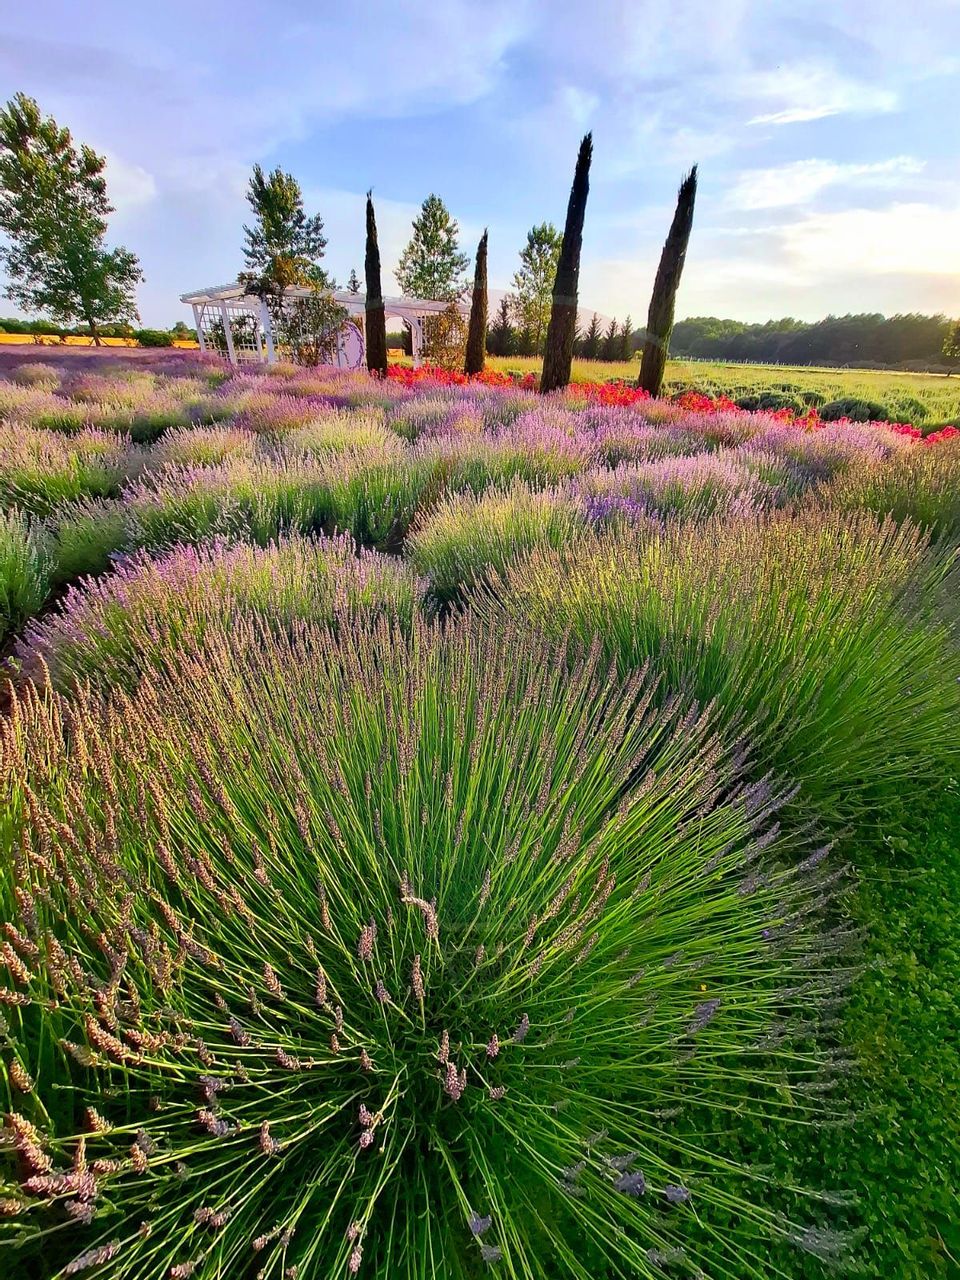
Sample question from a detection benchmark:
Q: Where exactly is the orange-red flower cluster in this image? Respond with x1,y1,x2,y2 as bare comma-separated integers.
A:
384,365,959,445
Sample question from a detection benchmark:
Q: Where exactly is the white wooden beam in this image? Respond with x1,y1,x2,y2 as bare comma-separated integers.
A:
219,301,237,366
192,304,206,353
259,299,276,364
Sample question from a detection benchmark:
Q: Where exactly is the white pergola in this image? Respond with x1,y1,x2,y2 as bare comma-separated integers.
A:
179,282,468,369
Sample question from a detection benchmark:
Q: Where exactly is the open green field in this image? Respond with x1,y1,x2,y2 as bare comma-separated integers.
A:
483,355,960,424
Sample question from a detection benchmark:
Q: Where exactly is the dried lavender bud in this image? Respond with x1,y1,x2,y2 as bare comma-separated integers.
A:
663,1184,691,1204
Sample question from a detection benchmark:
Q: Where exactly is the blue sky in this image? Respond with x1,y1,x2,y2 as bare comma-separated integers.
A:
1,1,958,327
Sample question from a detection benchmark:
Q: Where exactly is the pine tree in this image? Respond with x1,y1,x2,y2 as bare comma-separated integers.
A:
619,316,634,362
638,166,698,395
488,296,514,357
395,195,470,301
0,93,142,343
347,267,361,294
464,229,488,376
364,191,387,377
582,313,602,360
541,133,593,394
241,164,331,289
601,318,619,362
507,223,562,355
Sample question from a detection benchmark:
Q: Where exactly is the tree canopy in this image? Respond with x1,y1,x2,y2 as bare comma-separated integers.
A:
671,311,956,369
240,164,330,290
0,92,142,341
395,195,469,302
508,222,562,355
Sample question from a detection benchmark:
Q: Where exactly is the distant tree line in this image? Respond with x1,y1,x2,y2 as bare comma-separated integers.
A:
0,315,192,344
670,312,958,371
487,299,637,361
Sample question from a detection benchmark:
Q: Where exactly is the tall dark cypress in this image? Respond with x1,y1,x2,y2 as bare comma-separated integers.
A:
540,133,593,394
463,229,488,376
364,190,388,377
638,166,698,396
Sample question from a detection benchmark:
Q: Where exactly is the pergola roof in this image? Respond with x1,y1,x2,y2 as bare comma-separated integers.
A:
180,282,468,317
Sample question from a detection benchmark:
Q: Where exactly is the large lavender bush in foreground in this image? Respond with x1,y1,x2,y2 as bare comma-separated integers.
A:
1,618,847,1279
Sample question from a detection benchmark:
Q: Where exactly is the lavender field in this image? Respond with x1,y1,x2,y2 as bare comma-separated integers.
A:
1,352,959,1279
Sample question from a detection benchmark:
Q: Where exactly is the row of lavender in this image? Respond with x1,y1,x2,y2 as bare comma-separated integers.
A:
2,355,958,650
0,355,959,1280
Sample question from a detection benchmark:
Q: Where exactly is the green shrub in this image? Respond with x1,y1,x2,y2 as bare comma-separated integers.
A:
0,509,51,644
48,499,131,584
0,617,848,1279
409,482,588,606
820,397,890,423
135,328,175,348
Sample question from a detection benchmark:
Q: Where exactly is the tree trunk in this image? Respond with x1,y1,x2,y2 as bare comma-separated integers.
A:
540,134,593,394
638,166,698,397
464,230,488,376
86,316,102,347
364,192,388,377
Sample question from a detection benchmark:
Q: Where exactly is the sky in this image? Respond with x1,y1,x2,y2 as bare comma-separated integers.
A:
1,0,958,328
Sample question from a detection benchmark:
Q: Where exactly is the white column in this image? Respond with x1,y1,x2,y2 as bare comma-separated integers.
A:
259,299,277,364
192,304,206,353
219,301,237,366
410,316,424,368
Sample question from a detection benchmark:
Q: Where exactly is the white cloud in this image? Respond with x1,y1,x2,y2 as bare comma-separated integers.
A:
745,64,897,126
102,152,157,215
779,201,960,279
727,156,925,210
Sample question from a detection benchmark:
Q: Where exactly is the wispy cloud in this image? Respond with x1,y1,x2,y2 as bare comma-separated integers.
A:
744,64,897,126
727,156,926,210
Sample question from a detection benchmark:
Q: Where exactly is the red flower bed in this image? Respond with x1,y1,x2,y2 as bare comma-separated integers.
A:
385,364,959,445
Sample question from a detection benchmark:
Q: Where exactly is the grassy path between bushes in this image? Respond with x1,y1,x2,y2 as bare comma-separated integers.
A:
784,776,960,1277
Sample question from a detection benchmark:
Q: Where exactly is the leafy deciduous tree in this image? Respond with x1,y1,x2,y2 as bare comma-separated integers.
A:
943,321,960,371
507,222,562,356
0,93,143,343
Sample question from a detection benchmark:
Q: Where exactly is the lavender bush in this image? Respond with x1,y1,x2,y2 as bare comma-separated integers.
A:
480,510,960,819
0,617,849,1279
20,534,425,691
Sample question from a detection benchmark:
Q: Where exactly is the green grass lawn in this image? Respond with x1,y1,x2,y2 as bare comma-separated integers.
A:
770,777,960,1278
477,354,960,424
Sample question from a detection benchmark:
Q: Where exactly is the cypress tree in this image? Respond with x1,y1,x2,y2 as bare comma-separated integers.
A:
540,133,593,394
364,191,388,377
464,229,488,376
638,166,698,396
